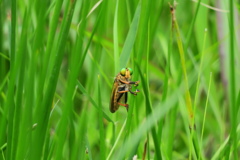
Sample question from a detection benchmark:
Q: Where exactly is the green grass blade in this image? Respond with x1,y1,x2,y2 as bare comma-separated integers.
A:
113,0,119,74
135,0,152,64
106,119,127,160
71,110,87,160
78,2,103,74
185,0,202,47
199,72,212,159
5,9,29,160
170,5,194,128
236,90,240,116
77,80,113,123
226,0,237,159
10,0,16,63
98,76,106,160
88,53,112,88
119,3,140,69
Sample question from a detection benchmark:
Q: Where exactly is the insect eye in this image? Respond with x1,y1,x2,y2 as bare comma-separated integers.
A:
120,68,126,76
128,68,133,75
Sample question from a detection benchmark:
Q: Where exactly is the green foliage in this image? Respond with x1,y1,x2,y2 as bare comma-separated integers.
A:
0,0,239,159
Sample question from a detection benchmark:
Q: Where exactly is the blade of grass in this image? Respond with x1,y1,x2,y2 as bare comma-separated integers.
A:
1,143,7,160
106,119,127,160
16,39,35,160
78,2,104,76
10,0,16,63
163,6,173,159
98,76,106,160
0,53,10,61
113,0,119,75
119,3,140,69
10,24,27,160
193,28,208,119
71,110,87,160
77,82,113,123
170,5,200,159
170,4,194,129
226,0,237,159
135,0,152,65
236,90,240,117
199,72,212,160
185,0,202,47
191,28,208,160
88,52,112,88
146,21,157,160
0,1,6,83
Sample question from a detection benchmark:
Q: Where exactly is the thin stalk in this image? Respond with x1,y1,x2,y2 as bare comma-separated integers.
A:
193,28,208,160
10,0,16,63
193,28,208,122
199,72,212,160
98,76,106,160
169,4,194,129
227,0,237,159
169,4,200,159
106,119,127,160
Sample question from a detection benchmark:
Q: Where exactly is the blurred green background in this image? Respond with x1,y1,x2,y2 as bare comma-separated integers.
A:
0,0,239,159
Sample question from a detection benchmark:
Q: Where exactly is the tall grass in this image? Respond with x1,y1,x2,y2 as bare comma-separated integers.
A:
0,0,239,159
